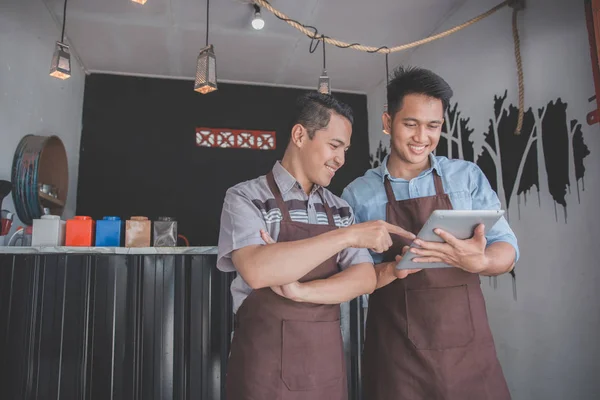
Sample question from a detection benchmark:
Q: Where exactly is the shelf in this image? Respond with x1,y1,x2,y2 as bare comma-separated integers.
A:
39,192,65,208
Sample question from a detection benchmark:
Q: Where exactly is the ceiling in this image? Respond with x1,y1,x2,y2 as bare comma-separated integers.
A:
45,0,467,93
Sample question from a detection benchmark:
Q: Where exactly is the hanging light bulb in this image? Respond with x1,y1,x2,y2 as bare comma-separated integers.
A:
317,37,331,95
50,0,71,80
318,70,330,95
251,4,265,30
131,0,148,4
382,52,390,134
194,0,218,94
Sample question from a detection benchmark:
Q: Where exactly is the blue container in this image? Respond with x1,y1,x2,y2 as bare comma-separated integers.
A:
95,216,123,246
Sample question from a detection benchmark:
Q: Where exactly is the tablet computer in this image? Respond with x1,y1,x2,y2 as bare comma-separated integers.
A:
395,209,506,270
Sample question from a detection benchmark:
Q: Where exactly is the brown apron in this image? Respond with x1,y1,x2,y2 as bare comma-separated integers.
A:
225,171,348,400
362,171,511,400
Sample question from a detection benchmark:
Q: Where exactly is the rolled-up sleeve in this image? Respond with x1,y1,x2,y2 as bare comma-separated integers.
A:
470,164,520,262
217,186,268,272
336,197,374,270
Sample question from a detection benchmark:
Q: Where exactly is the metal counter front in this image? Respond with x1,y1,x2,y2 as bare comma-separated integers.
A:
0,247,365,400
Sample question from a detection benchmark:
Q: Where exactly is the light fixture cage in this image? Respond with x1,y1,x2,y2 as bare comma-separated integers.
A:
194,45,218,94
318,69,331,95
49,41,71,80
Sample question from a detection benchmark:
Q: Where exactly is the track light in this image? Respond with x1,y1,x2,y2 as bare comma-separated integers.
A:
252,4,265,30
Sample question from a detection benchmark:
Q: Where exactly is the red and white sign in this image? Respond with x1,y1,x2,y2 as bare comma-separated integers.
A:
195,128,276,150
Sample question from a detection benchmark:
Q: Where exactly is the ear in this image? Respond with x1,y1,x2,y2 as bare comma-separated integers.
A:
381,112,391,135
290,124,308,148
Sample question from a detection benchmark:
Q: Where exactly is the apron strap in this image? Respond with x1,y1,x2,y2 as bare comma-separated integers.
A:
317,190,336,227
266,171,292,222
433,170,445,195
383,176,397,204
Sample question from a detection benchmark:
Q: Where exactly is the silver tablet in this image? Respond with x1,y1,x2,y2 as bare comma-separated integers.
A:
395,209,506,270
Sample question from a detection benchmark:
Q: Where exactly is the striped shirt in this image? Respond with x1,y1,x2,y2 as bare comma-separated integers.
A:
217,161,373,313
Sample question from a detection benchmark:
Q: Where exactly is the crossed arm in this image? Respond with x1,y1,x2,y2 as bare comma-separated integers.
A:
232,221,415,304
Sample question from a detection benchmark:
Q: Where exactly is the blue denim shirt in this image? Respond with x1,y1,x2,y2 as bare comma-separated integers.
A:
341,154,519,265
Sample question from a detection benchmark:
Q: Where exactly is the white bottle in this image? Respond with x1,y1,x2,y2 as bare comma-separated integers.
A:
32,215,66,246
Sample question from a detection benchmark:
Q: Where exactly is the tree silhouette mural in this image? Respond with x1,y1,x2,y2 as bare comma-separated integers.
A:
373,92,591,223
370,140,389,168
475,91,537,220
439,102,475,163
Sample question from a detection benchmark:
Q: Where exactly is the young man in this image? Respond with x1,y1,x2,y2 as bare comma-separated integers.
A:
342,67,519,400
217,92,414,400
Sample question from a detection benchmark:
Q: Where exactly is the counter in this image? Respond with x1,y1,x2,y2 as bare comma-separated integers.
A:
0,247,365,400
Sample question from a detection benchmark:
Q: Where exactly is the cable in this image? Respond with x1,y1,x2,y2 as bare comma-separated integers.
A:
206,0,210,46
322,37,326,70
385,51,389,86
61,0,68,42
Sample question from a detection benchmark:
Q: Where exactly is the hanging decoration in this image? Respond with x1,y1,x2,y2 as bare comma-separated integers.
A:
50,0,71,80
196,128,276,150
194,0,218,94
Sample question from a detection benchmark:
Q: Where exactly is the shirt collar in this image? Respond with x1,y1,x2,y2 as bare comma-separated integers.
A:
272,161,323,195
378,153,443,182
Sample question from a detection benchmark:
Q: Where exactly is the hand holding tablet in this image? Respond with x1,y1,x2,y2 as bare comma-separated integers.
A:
396,210,505,270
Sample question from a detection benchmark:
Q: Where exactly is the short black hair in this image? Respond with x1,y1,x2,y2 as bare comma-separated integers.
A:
387,66,453,117
291,92,354,139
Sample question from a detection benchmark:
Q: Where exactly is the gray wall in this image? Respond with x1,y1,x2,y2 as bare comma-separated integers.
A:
366,0,600,398
0,0,85,235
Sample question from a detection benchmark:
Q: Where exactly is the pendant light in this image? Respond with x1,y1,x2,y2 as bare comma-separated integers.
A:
318,37,331,95
251,4,265,30
49,0,71,80
194,0,218,94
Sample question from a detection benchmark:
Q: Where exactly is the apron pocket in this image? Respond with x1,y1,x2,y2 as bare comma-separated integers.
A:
281,319,344,391
406,285,474,350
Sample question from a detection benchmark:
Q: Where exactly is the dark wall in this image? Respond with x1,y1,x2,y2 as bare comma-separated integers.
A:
77,74,370,245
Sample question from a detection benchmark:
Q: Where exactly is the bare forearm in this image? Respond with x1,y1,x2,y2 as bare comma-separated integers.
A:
374,261,396,289
480,242,516,276
232,229,349,289
295,264,376,304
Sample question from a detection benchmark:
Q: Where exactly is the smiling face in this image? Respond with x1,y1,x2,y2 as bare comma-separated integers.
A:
294,112,352,189
383,93,444,173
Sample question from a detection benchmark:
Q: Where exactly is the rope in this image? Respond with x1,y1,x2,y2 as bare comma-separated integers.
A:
254,0,510,54
512,7,525,135
255,0,525,136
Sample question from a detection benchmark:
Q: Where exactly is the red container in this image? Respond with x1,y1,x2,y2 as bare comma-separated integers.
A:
65,216,95,246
